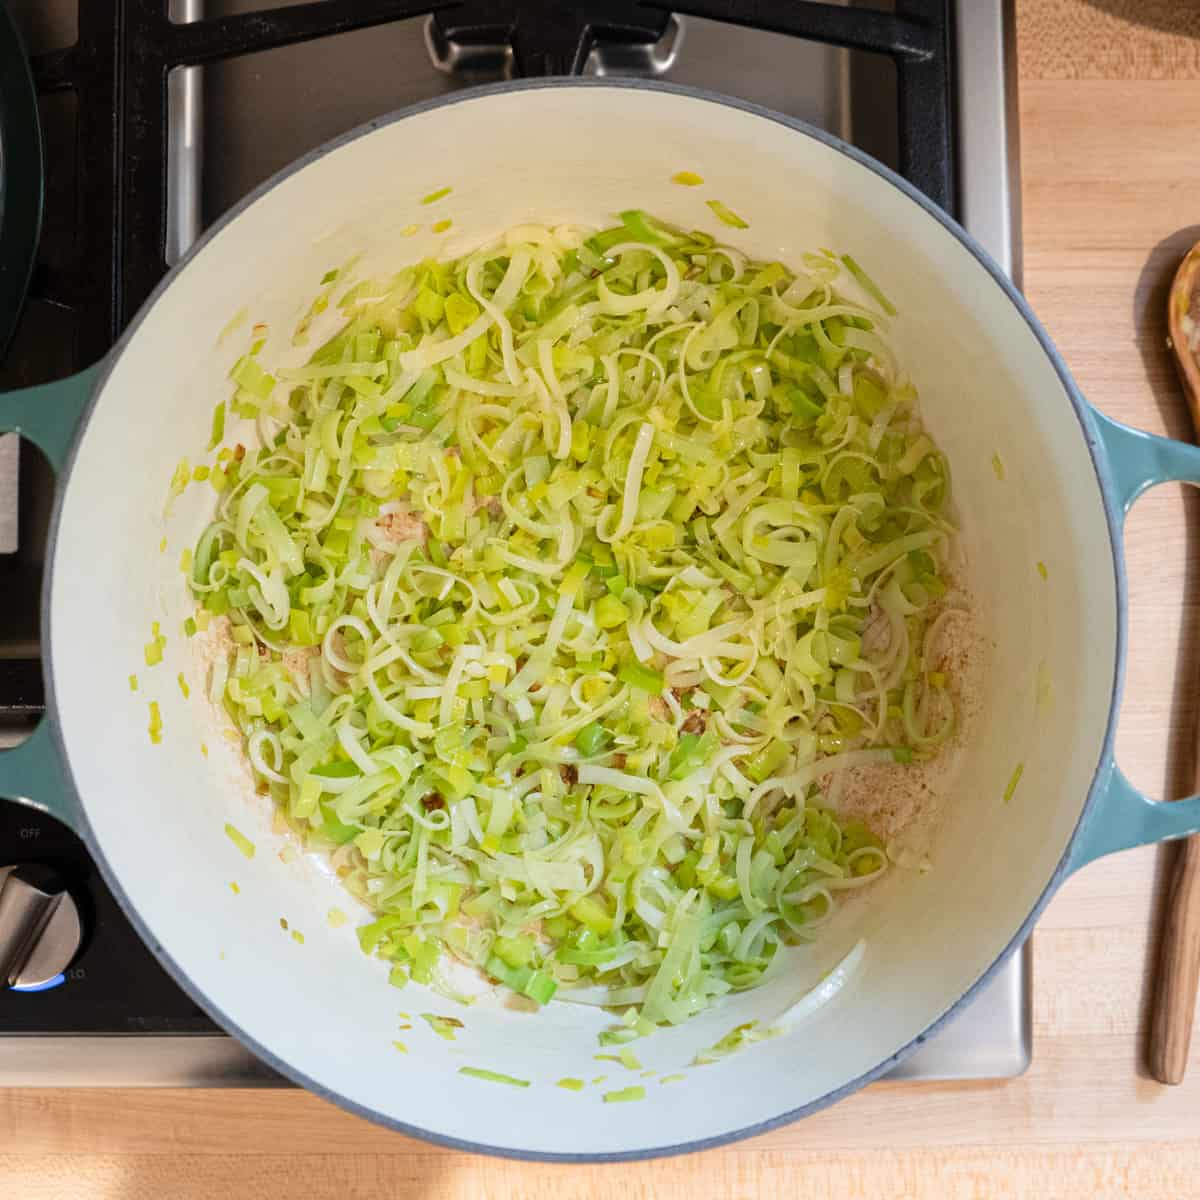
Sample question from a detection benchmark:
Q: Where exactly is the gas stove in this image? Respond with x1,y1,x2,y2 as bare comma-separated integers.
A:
0,0,1028,1085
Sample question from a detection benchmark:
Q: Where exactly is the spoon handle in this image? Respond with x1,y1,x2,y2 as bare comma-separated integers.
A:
1150,243,1200,1085
1149,831,1200,1083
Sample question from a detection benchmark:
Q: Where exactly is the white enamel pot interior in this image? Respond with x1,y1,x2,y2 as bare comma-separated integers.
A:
11,81,1181,1158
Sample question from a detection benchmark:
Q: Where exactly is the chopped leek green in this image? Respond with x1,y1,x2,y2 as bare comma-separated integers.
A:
694,1020,780,1064
705,199,748,229
231,354,275,401
165,458,190,515
617,660,664,694
421,1013,463,1041
1003,762,1024,804
840,253,896,317
143,621,165,668
574,722,609,757
208,402,226,451
603,1085,646,1103
556,1077,585,1091
187,212,960,1030
459,1066,530,1087
224,823,255,859
484,952,558,1006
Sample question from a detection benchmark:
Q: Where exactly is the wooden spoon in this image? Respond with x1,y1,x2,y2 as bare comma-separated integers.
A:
1149,241,1200,1085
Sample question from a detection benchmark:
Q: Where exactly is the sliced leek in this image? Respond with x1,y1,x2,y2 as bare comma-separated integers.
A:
188,213,958,1028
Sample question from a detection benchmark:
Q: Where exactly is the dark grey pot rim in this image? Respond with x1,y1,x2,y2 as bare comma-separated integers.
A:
43,76,1125,1163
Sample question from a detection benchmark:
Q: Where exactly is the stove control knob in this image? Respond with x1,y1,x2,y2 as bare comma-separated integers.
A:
0,864,82,989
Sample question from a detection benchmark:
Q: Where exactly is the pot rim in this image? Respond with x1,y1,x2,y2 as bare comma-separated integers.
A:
40,76,1126,1163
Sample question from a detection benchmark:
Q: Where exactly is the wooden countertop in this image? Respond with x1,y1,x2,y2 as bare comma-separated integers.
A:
6,2,1200,1196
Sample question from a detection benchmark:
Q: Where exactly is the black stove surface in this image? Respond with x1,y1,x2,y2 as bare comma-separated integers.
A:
0,806,217,1033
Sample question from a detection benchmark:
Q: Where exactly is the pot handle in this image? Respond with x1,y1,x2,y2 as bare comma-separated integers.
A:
0,363,102,470
0,722,79,831
1069,411,1200,870
0,365,103,833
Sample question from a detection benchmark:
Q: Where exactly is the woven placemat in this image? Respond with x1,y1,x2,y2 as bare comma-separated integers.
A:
1018,0,1200,79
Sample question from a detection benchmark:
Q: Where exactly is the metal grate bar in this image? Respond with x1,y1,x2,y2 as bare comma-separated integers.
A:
161,0,451,65
648,0,937,58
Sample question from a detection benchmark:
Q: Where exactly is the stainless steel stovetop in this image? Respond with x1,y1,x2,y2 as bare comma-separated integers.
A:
0,0,1029,1085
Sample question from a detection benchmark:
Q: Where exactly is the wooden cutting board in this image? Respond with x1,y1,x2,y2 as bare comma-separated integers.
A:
5,1,1200,1195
